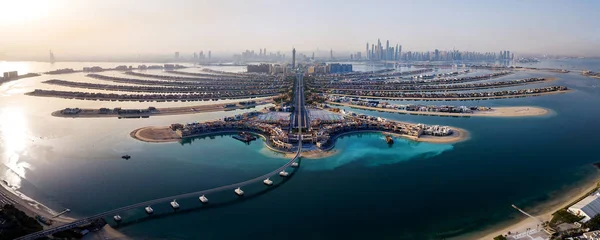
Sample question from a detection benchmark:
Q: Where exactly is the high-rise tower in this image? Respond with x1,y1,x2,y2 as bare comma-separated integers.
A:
366,43,369,60
292,48,296,68
49,50,55,63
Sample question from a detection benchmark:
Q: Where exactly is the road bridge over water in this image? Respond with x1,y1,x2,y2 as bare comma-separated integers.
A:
16,71,308,240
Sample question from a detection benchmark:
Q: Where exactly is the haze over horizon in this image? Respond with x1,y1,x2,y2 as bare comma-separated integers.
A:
1,0,599,60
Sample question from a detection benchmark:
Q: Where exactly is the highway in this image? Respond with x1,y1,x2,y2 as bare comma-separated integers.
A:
16,71,308,240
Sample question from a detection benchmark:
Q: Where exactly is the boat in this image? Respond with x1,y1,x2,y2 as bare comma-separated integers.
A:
122,155,131,160
291,162,299,168
199,195,208,204
234,187,244,196
232,132,257,143
385,135,394,144
263,178,273,186
145,206,154,214
170,200,180,209
113,215,122,222
279,171,289,177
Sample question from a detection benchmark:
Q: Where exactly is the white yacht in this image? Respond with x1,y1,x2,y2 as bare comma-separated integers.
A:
279,171,289,177
113,215,122,222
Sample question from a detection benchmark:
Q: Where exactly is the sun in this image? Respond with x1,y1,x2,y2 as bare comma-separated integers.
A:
0,0,52,24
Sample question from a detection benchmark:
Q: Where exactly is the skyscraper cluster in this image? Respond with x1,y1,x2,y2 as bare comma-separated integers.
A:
399,50,513,61
234,48,285,62
366,39,401,61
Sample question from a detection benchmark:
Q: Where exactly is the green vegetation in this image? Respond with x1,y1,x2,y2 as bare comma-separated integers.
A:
0,204,43,240
550,209,584,225
493,235,507,240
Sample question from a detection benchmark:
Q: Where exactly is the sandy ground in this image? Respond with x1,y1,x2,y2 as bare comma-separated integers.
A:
327,102,550,118
0,181,75,225
473,172,600,240
52,98,273,118
82,225,130,240
130,126,180,143
329,89,572,101
1,182,130,239
473,106,550,117
281,149,339,159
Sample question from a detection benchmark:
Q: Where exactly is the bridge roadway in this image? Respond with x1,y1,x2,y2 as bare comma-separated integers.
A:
290,72,310,131
16,73,308,240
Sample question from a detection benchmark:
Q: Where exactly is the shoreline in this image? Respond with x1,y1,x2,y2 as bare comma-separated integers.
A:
469,168,600,240
52,99,273,118
321,77,558,93
329,89,572,101
327,101,551,118
131,125,469,145
0,181,130,239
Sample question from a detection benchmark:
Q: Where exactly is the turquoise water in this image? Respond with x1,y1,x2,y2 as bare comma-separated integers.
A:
1,60,600,239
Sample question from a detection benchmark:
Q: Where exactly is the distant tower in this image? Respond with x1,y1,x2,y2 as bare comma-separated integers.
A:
174,52,180,60
366,43,369,60
312,52,314,60
385,40,389,60
49,50,55,63
292,48,296,68
264,48,267,56
208,51,211,63
330,49,333,60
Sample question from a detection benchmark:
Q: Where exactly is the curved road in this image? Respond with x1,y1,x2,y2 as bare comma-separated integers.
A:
16,71,306,240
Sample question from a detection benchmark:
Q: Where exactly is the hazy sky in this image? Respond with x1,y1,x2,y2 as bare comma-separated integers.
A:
1,0,599,59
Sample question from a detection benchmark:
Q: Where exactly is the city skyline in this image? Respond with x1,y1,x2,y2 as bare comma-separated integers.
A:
1,0,600,60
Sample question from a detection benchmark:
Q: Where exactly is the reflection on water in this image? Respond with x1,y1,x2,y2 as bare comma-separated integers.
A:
0,107,32,189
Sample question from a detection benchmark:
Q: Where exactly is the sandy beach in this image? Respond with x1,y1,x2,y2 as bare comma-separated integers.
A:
326,101,551,118
280,149,339,159
1,181,130,239
471,170,600,240
52,98,273,118
130,126,180,143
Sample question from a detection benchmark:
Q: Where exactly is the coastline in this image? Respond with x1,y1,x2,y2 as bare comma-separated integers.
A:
0,181,130,239
51,99,273,118
328,89,572,101
322,77,558,93
467,168,600,240
327,101,551,118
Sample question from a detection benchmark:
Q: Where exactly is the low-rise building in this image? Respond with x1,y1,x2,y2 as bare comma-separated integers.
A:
568,193,600,222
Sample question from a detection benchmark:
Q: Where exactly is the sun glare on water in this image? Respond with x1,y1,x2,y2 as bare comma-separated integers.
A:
0,107,32,188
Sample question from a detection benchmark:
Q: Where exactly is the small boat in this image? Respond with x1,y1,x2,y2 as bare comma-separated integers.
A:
113,215,122,222
122,155,131,160
279,171,289,177
234,187,244,196
145,206,154,214
291,162,299,168
385,135,394,144
199,195,208,204
170,200,180,209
